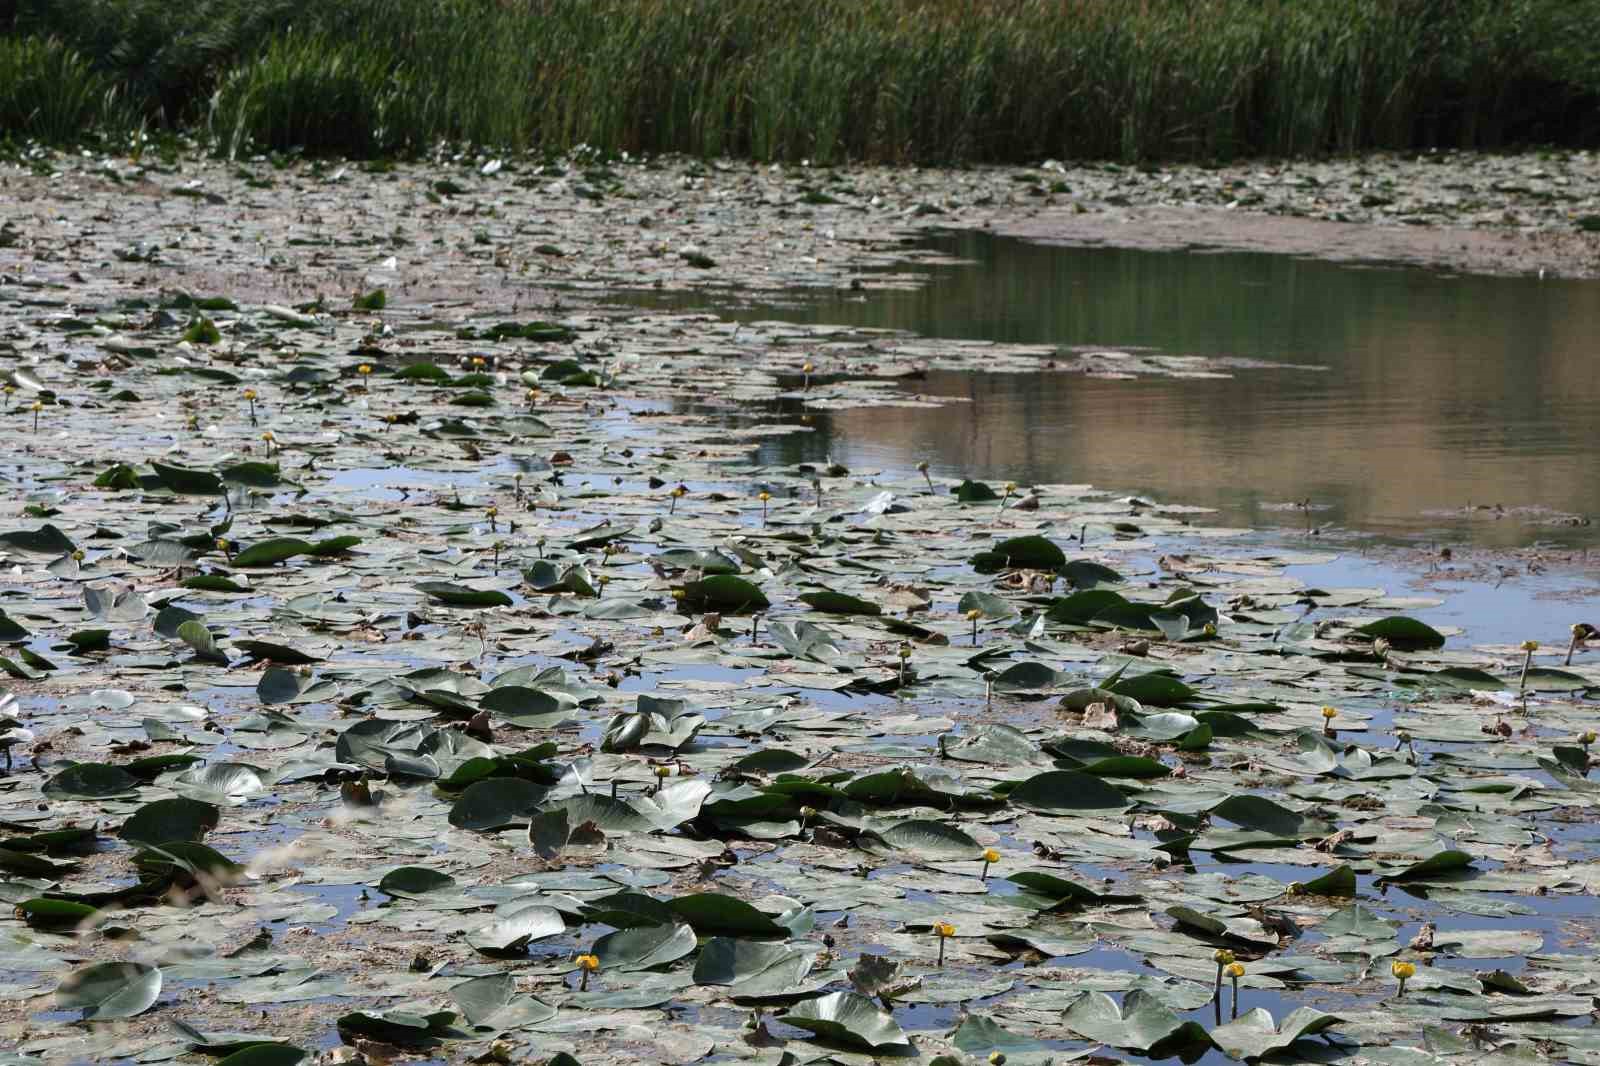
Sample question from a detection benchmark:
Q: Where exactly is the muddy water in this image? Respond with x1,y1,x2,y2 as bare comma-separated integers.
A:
624,231,1600,548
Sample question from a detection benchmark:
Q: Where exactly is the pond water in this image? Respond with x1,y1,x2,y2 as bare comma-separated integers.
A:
621,231,1600,549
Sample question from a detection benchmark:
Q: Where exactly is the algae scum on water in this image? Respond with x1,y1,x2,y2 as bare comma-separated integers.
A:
1,151,1599,1066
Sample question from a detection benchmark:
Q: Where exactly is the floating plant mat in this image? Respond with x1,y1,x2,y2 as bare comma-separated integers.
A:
0,152,1598,1065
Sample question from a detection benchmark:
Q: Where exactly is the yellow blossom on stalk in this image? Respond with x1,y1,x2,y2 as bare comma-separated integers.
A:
358,364,372,376
933,921,955,964
983,848,1001,864
1225,962,1245,979
1519,640,1540,689
1391,959,1416,1000
1213,948,1236,996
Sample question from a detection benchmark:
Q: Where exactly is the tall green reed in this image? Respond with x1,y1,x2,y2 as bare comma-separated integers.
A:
4,0,1598,161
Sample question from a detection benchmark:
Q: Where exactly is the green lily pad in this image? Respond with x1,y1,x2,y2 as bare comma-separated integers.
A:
592,921,697,971
1063,989,1212,1053
417,581,513,608
448,778,547,830
377,866,457,898
1008,770,1130,812
798,589,881,615
860,819,981,861
1209,1006,1341,1061
467,904,564,954
44,762,141,798
231,537,312,567
784,990,912,1051
681,575,769,613
55,961,162,1020
668,892,790,937
177,619,230,664
1354,616,1445,651
694,937,816,998
120,797,220,844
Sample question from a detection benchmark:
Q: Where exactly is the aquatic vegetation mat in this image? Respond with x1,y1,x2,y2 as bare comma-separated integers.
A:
0,151,1598,1066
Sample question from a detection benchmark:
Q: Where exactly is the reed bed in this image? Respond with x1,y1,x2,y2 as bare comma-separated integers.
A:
4,0,1598,161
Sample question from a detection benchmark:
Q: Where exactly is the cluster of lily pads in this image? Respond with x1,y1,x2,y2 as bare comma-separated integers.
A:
0,150,1597,1066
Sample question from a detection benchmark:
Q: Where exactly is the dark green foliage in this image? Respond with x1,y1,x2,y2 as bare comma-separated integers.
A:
0,35,120,140
5,0,1600,160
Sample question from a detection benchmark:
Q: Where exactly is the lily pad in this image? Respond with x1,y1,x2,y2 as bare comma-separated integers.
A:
1353,616,1445,651
1209,1006,1341,1061
784,990,912,1051
55,961,162,1021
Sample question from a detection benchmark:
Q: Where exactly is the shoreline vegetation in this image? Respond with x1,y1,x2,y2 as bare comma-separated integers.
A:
2,0,1600,162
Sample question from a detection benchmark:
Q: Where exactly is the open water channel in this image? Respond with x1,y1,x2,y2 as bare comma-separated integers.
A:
621,231,1600,551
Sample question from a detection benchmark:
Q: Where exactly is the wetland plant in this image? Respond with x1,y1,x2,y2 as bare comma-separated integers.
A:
1391,960,1416,1000
933,920,955,966
1225,960,1245,1018
1568,622,1597,664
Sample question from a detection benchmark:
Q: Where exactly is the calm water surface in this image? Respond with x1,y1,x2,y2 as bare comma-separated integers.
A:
625,232,1600,548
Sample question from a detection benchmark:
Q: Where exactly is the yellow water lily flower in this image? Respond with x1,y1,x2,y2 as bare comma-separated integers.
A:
1391,959,1415,999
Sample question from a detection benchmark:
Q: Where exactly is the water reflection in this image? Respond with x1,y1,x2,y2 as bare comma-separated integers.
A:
625,232,1600,546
